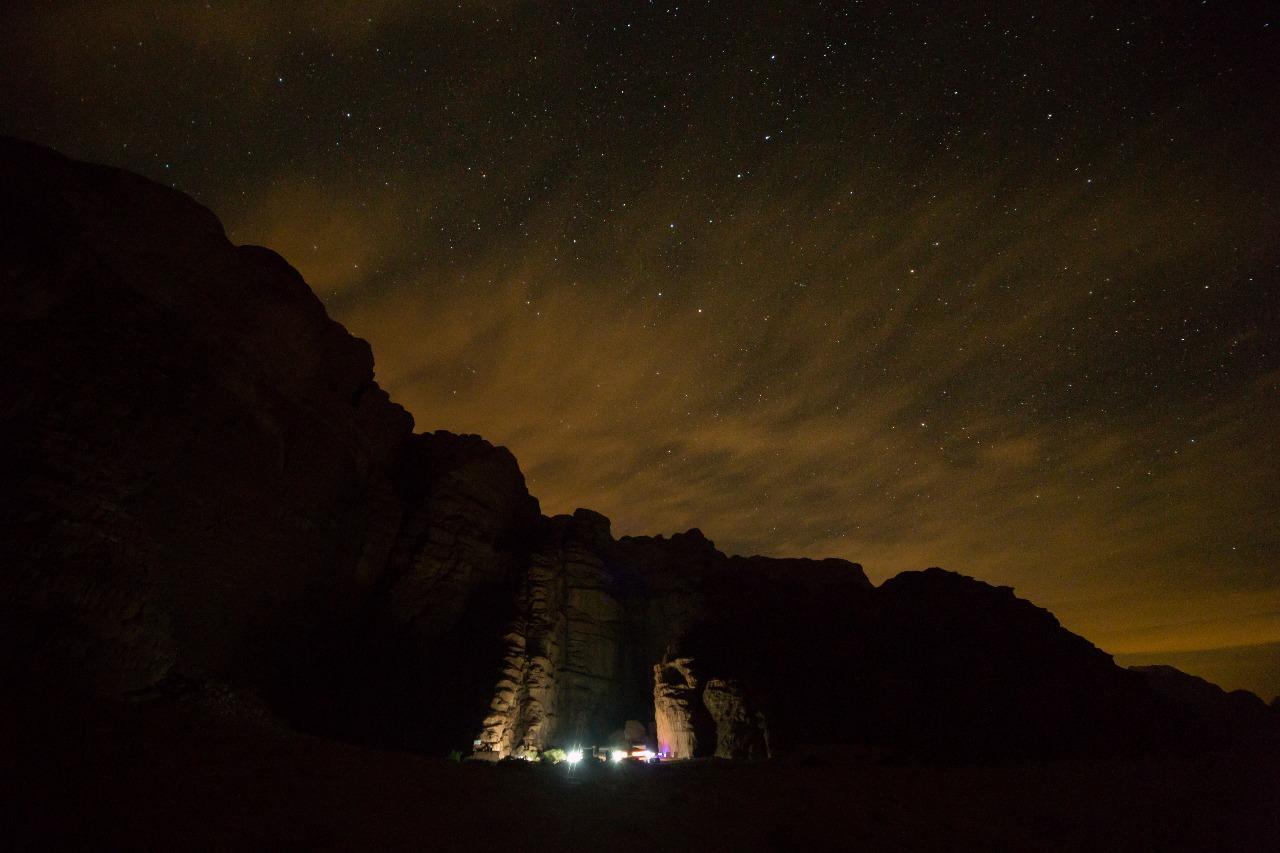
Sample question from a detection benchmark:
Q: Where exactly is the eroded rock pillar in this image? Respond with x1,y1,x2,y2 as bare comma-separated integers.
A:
653,657,701,758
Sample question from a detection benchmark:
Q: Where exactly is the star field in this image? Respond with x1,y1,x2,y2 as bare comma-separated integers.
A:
3,1,1277,696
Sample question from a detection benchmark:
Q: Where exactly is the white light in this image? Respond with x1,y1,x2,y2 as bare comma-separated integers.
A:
639,749,655,761
611,749,627,763
566,749,583,765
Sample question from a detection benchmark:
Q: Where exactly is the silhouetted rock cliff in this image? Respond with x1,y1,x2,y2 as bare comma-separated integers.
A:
3,139,1268,762
1130,665,1275,732
1,137,411,704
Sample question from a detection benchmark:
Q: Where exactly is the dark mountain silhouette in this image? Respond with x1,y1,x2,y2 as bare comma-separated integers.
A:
1131,664,1275,731
2,137,1272,771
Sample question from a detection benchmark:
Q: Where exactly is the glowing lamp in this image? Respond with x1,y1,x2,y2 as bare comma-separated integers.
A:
566,748,583,765
611,749,627,763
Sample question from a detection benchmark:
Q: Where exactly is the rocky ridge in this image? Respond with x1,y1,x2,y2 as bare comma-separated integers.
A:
3,138,1271,763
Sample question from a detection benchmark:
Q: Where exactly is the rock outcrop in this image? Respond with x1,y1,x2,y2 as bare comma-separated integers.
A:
702,678,769,759
1130,665,1276,732
0,137,533,752
653,657,705,759
467,524,881,759
4,138,1271,764
475,509,624,757
1,137,411,702
297,430,542,751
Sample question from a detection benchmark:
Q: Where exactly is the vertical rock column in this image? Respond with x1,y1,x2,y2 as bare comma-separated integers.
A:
702,678,770,759
555,522,623,747
475,548,564,759
474,509,623,758
653,657,702,759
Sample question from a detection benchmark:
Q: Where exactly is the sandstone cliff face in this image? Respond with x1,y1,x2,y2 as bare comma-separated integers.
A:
0,140,559,754
653,657,704,759
475,509,624,757
6,139,1262,763
305,430,542,751
468,524,878,759
1,138,411,699
382,431,540,641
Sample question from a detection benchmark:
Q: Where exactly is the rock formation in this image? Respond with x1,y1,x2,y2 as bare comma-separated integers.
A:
475,509,623,757
3,138,1272,764
702,678,769,759
1130,665,1275,732
1,137,411,703
653,657,705,759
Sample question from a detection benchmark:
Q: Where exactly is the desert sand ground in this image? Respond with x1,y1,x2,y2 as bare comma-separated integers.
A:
6,696,1278,852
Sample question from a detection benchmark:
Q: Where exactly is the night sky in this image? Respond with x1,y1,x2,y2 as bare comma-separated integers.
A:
4,2,1277,697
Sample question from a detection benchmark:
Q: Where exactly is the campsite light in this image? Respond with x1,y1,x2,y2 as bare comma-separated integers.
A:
610,749,627,763
639,749,656,762
566,748,583,765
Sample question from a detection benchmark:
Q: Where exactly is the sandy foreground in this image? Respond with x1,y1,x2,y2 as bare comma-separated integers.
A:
5,697,1279,852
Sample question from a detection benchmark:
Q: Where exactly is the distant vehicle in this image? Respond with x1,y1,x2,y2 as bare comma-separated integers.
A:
611,744,657,763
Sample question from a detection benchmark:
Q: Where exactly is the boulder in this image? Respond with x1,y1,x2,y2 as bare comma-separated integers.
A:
702,678,769,759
